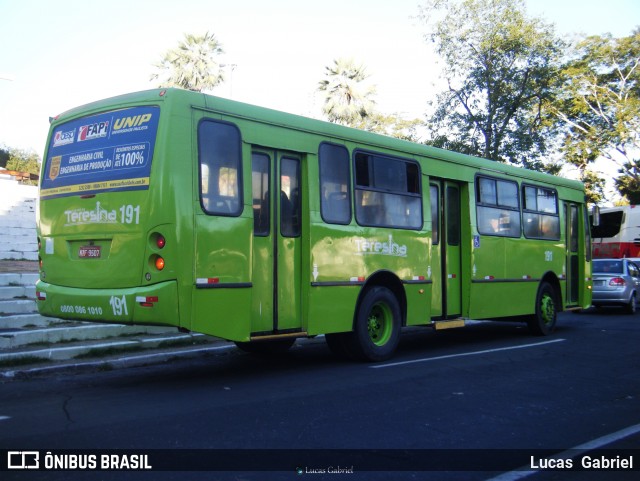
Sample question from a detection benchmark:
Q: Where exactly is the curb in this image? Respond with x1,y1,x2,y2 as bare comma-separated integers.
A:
0,341,236,380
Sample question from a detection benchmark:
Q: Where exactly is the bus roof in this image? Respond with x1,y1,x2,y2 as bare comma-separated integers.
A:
52,88,584,193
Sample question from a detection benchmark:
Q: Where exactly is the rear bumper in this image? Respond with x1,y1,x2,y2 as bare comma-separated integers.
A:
591,288,632,305
35,279,179,327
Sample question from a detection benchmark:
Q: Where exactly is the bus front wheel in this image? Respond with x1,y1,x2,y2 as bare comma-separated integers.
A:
349,286,401,362
528,282,558,336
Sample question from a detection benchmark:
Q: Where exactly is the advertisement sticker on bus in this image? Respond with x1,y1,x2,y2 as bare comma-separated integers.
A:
40,106,160,199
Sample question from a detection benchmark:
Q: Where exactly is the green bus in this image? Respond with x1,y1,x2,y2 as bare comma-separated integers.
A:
35,88,592,361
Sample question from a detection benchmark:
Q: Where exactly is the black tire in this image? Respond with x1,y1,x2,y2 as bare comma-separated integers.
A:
626,293,637,315
527,282,558,336
346,286,401,362
234,338,295,354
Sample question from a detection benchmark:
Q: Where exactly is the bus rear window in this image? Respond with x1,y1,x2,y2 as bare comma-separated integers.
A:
41,106,160,199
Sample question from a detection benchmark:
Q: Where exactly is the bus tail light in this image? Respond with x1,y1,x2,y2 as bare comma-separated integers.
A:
609,277,626,286
155,256,165,271
36,291,46,301
156,234,166,249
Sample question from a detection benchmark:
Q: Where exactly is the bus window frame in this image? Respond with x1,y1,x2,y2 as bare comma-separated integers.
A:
197,119,244,218
521,183,561,241
352,149,423,230
318,142,352,226
475,174,521,238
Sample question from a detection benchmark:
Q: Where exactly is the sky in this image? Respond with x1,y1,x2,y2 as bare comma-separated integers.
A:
0,0,638,157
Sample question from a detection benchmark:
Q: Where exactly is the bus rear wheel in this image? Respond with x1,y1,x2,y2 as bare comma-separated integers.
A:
528,282,557,336
348,286,401,362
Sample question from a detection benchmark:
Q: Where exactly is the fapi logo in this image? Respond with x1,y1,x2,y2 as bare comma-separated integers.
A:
78,121,109,142
7,451,39,469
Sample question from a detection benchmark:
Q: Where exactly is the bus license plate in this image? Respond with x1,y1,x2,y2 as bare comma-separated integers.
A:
79,246,101,258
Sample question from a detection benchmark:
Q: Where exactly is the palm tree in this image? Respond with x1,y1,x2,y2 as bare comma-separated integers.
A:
151,32,225,92
318,58,376,126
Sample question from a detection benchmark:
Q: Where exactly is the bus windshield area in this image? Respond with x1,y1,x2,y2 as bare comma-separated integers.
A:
592,211,624,238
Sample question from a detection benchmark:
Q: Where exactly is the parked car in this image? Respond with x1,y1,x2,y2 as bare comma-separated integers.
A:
592,258,640,313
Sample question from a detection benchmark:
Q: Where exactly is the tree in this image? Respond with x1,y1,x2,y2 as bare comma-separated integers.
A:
550,30,640,203
0,145,41,185
317,58,376,126
352,112,423,142
418,0,565,171
150,32,226,92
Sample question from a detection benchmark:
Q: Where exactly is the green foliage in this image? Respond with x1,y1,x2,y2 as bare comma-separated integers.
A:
353,112,423,141
150,32,226,92
318,58,376,126
0,144,41,184
418,0,565,170
551,29,640,203
579,169,607,205
318,58,421,140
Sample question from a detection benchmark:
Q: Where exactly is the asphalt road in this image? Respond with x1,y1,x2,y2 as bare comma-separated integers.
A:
1,309,638,481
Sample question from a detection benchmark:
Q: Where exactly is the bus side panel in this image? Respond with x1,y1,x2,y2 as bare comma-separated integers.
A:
191,288,252,341
307,287,360,336
468,237,565,319
469,283,534,318
306,196,431,330
191,214,253,341
404,283,432,326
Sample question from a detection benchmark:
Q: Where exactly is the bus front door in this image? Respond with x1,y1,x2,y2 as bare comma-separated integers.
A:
430,180,462,320
250,150,303,336
565,203,580,306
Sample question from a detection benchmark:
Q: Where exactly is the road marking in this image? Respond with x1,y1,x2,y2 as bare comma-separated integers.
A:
0,416,10,422
486,422,640,481
370,339,566,369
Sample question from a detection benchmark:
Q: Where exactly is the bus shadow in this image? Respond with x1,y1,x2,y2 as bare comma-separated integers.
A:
77,320,578,390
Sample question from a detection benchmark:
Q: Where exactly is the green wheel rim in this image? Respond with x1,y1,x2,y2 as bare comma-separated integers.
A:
367,301,393,346
540,293,555,326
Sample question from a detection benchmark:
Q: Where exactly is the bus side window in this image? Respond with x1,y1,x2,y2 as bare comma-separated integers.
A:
476,176,520,237
198,120,242,216
522,185,560,240
319,143,351,225
354,151,422,229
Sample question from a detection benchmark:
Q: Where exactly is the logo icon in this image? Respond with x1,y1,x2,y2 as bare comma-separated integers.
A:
48,156,61,181
7,451,40,469
53,129,75,147
78,121,109,142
